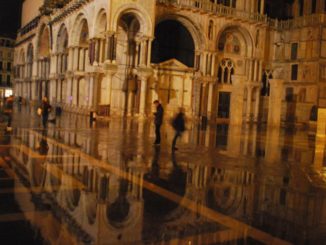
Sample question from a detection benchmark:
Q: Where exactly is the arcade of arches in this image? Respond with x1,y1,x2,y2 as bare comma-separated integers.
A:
14,0,326,128
5,1,326,245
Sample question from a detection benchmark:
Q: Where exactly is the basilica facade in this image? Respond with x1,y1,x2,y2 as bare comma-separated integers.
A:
13,0,326,126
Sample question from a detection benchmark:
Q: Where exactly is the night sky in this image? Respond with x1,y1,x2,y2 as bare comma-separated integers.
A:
0,0,22,38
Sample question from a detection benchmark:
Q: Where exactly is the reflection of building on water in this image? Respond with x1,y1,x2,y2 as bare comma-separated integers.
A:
7,126,326,244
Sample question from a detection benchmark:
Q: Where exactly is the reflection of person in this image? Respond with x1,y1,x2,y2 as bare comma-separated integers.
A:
143,145,187,216
37,131,49,155
41,97,51,128
171,108,186,151
153,100,164,145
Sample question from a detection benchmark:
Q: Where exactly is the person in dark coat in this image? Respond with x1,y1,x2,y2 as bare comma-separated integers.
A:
153,100,164,145
171,108,186,151
41,97,51,128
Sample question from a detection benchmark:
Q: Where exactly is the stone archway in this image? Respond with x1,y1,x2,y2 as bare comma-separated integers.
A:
70,16,90,107
150,18,198,116
151,20,195,67
109,13,142,116
211,25,256,125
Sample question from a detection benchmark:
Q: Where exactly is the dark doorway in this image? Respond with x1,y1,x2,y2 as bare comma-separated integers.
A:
151,20,195,67
217,92,231,118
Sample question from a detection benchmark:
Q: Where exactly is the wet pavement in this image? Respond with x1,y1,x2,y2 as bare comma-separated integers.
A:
0,105,325,245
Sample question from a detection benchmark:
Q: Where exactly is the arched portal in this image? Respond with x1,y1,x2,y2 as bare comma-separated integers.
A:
211,26,254,123
71,16,90,107
150,19,196,116
151,20,195,67
110,13,141,116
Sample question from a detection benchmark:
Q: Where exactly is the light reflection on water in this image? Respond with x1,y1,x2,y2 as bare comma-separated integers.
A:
0,119,325,245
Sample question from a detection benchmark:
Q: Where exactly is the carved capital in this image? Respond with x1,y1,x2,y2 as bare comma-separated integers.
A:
103,61,118,76
137,67,153,80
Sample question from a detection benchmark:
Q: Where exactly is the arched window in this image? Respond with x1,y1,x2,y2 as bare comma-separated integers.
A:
217,59,234,84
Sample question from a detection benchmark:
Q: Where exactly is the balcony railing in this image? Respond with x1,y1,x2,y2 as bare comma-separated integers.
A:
157,0,268,23
270,13,326,30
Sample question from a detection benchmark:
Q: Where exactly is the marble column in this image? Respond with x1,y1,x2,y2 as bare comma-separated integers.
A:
147,38,153,67
32,60,38,77
67,47,74,71
139,77,148,116
246,85,253,122
102,63,118,107
314,111,326,169
260,0,265,14
73,47,79,71
248,59,253,81
67,77,73,104
106,32,116,62
207,82,214,120
31,81,37,101
230,75,246,125
127,91,134,116
94,39,100,66
316,108,326,138
140,40,146,66
253,60,258,82
73,78,78,106
253,87,261,122
138,68,153,117
268,79,284,127
134,41,140,67
89,74,100,110
57,54,61,74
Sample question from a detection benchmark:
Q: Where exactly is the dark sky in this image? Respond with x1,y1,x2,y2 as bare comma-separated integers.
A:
0,0,22,38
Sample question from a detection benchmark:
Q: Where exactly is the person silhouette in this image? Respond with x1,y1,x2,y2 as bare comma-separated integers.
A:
171,107,186,151
153,100,164,145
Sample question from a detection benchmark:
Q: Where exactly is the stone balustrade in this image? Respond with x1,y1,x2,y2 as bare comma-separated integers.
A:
270,13,326,30
157,0,267,23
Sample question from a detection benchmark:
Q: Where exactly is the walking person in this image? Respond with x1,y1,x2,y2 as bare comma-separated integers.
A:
40,97,52,128
171,108,186,151
153,100,164,145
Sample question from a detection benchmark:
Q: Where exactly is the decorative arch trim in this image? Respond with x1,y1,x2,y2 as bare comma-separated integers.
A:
111,3,153,36
216,24,254,57
156,14,207,51
93,8,107,38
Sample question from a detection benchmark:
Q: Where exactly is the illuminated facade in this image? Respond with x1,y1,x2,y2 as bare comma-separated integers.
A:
0,37,14,98
13,0,326,126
